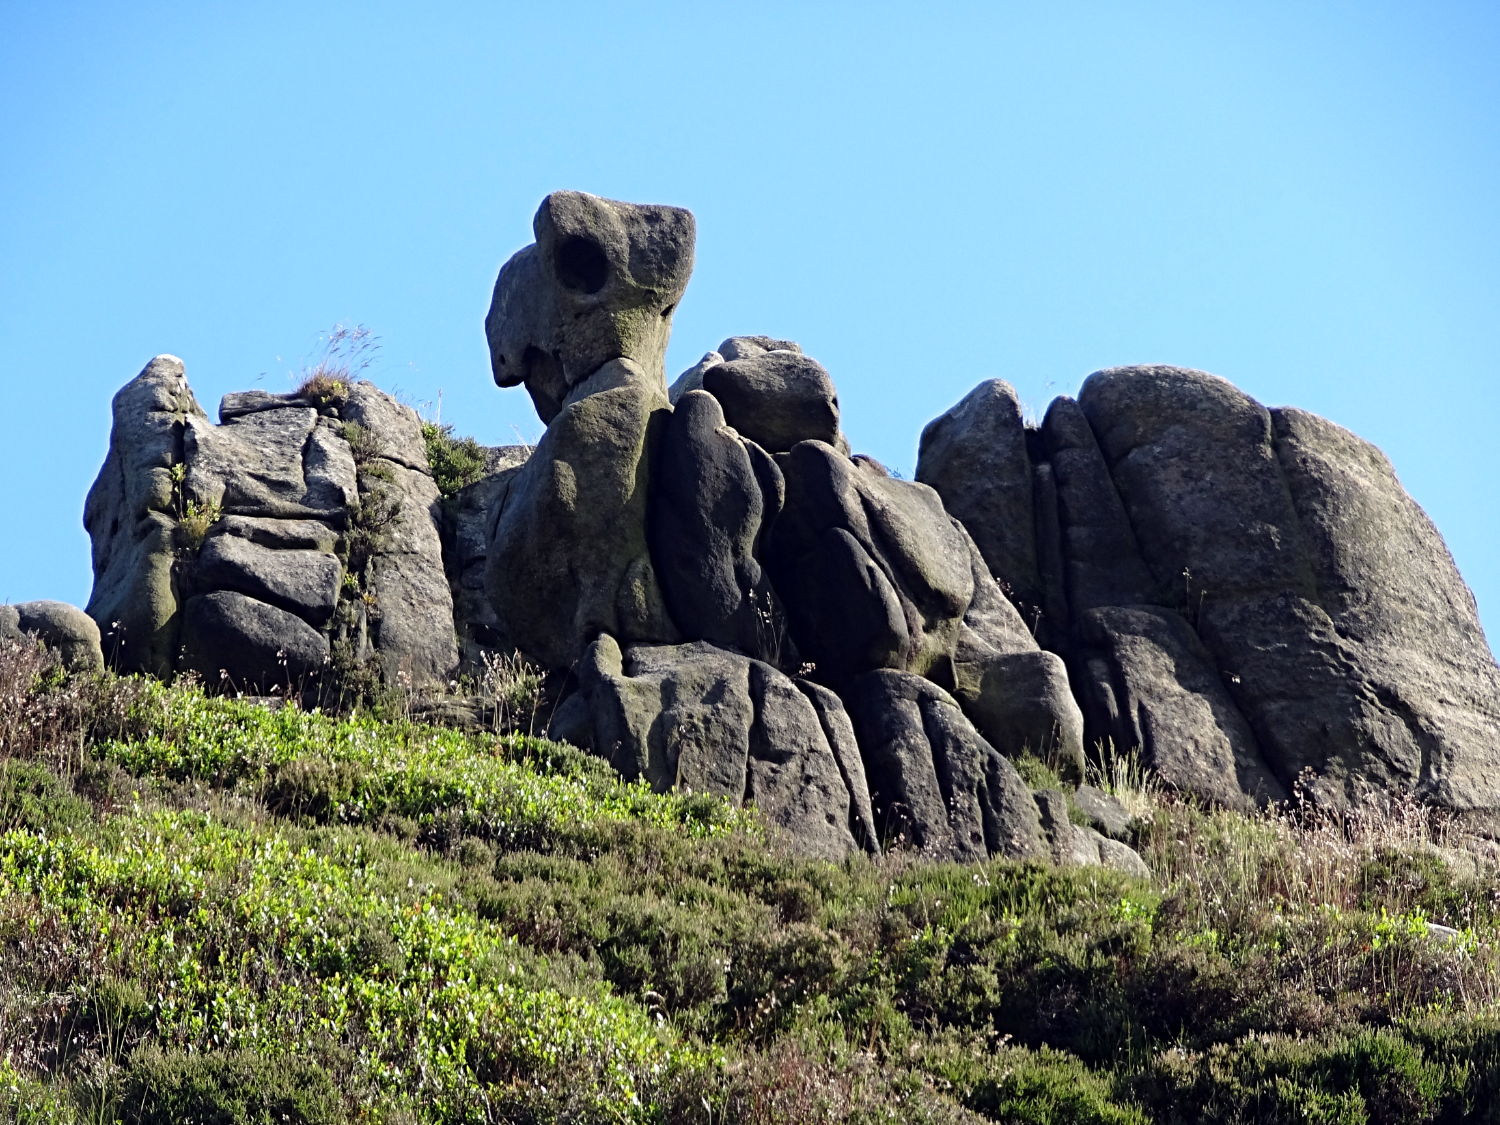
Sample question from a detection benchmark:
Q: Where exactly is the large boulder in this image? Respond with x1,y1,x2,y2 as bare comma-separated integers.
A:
179,590,329,688
1272,405,1500,815
85,360,457,688
486,359,679,670
0,601,103,671
766,443,974,688
1073,365,1500,814
647,390,784,660
559,636,864,858
700,351,840,454
917,379,1043,620
844,669,1049,862
485,191,695,423
84,356,200,676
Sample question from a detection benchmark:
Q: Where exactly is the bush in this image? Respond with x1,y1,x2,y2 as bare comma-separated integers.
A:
422,420,488,498
5,641,1500,1123
120,1048,343,1125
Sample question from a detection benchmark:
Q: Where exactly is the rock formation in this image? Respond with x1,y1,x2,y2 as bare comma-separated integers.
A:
919,363,1500,825
84,358,456,690
76,189,1500,866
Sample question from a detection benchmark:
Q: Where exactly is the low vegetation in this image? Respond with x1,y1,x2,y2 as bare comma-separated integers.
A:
422,421,489,499
3,636,1500,1122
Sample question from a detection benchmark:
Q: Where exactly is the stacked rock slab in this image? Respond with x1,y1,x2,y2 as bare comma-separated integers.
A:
918,364,1500,822
481,191,1114,869
84,358,457,689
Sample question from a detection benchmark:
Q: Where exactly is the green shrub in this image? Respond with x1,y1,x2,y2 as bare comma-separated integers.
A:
120,1048,343,1125
8,641,1500,1124
421,421,487,498
918,1033,1147,1124
0,759,91,835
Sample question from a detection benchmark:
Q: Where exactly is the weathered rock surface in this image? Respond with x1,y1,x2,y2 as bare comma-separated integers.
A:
1038,395,1160,616
195,535,342,627
917,379,1042,618
179,591,329,687
1271,406,1500,817
365,462,459,684
185,406,356,521
485,191,695,423
561,636,862,858
1073,604,1285,810
700,351,840,454
718,336,802,362
796,679,881,852
1072,784,1133,840
86,358,457,689
341,381,430,472
0,601,104,671
951,523,1086,776
208,516,339,554
1079,365,1500,813
668,351,723,404
846,669,1050,861
767,442,973,688
84,356,199,676
648,390,781,659
1032,789,1150,877
486,359,678,670
441,446,531,669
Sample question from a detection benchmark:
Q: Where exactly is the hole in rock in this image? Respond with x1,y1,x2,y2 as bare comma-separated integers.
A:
555,234,609,294
661,303,676,318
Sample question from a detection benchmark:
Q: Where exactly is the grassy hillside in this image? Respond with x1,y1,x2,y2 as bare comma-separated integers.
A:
3,638,1500,1123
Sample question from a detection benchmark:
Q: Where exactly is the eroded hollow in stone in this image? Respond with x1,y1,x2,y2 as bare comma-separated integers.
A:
555,234,609,293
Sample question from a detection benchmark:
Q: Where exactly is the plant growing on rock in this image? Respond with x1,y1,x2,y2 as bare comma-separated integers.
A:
422,419,488,498
294,323,379,406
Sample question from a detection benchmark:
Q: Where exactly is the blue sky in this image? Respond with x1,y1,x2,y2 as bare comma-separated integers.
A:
3,1,1496,638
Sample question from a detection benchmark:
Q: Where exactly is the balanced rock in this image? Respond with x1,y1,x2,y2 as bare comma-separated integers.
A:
700,351,840,454
485,191,695,423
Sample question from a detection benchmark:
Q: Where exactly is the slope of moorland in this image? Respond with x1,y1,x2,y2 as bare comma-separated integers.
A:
3,636,1500,1124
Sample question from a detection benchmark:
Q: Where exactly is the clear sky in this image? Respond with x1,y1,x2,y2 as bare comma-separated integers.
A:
3,1,1496,640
